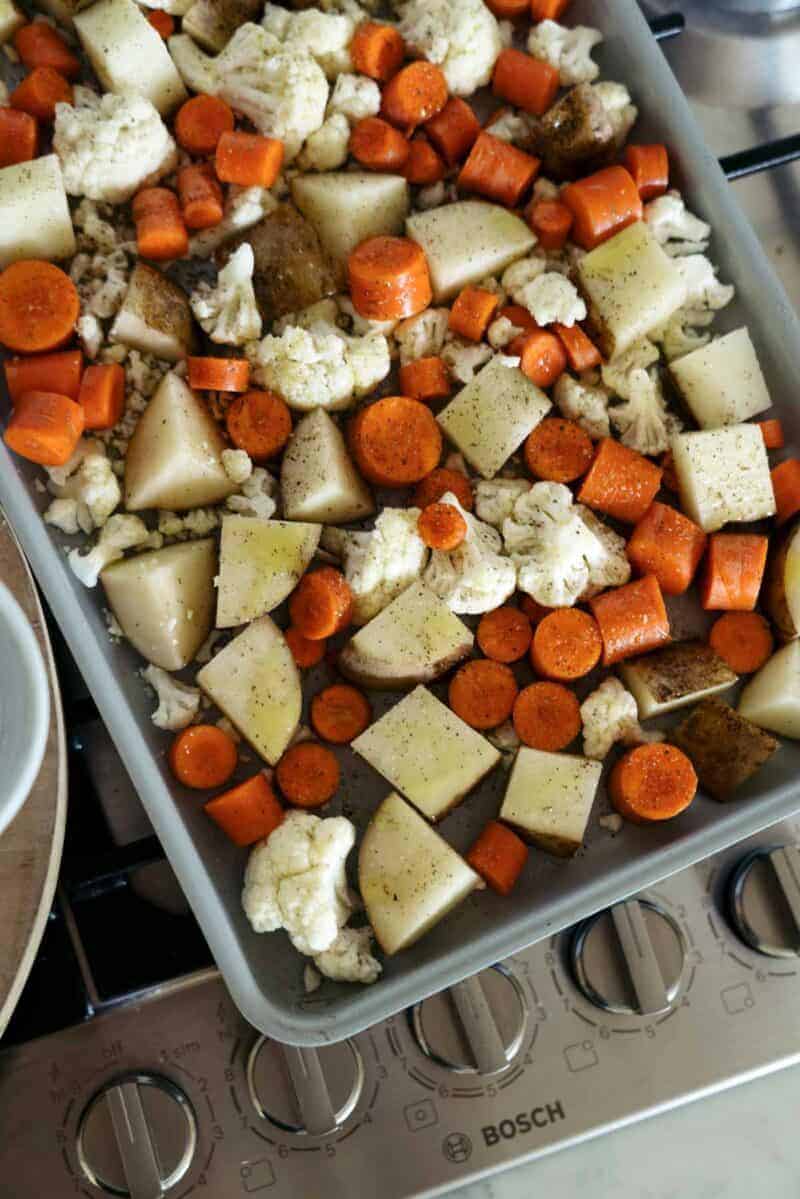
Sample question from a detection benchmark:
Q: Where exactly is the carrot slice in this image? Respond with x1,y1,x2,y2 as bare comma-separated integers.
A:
348,235,432,320
381,61,448,130
350,21,405,82
709,611,773,675
178,162,224,231
78,363,125,431
514,328,567,388
133,187,188,261
3,390,84,466
466,820,529,896
477,606,532,663
174,93,234,156
403,136,446,185
492,47,560,116
0,106,38,167
527,199,573,250
285,626,327,669
204,773,284,847
449,659,519,730
623,144,669,201
226,390,292,460
458,130,540,207
4,349,82,403
530,0,570,17
216,130,284,188
187,357,250,393
10,65,71,121
350,395,442,485
771,458,800,526
15,23,80,79
350,116,410,172
398,356,451,402
275,741,340,808
146,9,174,37
0,260,79,353
520,594,550,625
562,166,644,251
169,724,238,790
417,500,467,550
412,466,473,510
577,437,663,524
310,683,371,743
589,575,671,666
700,533,768,612
513,681,581,751
660,449,679,493
289,567,353,640
530,607,602,680
626,501,707,596
524,416,593,483
448,287,500,342
553,323,602,373
610,743,697,824
424,96,481,166
486,0,530,17
758,419,785,451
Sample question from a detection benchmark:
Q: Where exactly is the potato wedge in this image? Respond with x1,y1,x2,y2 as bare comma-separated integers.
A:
500,747,602,857
0,156,76,269
533,83,617,179
110,263,196,363
75,0,187,115
0,0,24,42
739,640,800,739
765,518,800,641
406,201,535,302
291,172,410,275
669,328,771,429
280,408,375,525
216,516,321,629
620,641,737,720
670,697,778,802
181,0,261,51
669,424,776,533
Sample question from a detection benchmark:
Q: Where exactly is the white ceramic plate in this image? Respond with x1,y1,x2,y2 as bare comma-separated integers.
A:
0,580,50,836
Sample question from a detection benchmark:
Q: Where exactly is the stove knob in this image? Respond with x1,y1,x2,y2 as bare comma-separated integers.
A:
410,966,527,1075
77,1072,197,1197
247,1039,364,1136
570,898,686,1016
728,845,800,958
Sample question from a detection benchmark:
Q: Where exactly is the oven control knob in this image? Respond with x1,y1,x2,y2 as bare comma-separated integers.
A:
77,1072,197,1196
410,966,527,1075
570,898,686,1016
727,846,800,958
247,1039,364,1136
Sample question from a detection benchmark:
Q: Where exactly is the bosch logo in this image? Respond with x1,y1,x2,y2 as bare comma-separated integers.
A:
482,1101,566,1147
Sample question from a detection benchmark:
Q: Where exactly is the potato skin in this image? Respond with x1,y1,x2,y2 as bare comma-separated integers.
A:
530,84,617,180
766,519,800,641
670,697,778,802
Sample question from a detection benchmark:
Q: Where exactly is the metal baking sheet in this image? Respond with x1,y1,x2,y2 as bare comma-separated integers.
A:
3,0,800,1045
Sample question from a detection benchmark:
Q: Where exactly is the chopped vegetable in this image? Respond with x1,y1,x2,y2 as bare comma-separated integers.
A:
348,235,432,320
146,9,174,38
670,697,778,803
399,356,451,401
771,458,800,527
619,640,736,719
178,163,224,231
351,21,405,82
524,416,594,483
4,349,83,403
449,286,500,342
187,357,250,393
10,65,71,122
275,741,340,808
477,606,532,663
577,437,662,524
381,61,449,130
562,165,643,250
553,323,602,372
14,23,80,79
492,47,560,116
205,773,284,846
3,390,85,466
289,566,353,640
418,501,468,550
709,612,774,676
79,363,125,431
424,97,481,166
448,658,519,729
590,574,670,666
403,137,446,185
350,395,442,486
759,419,785,450
513,681,581,751
226,390,292,461
530,606,602,680
527,198,574,250
458,131,541,207
169,723,238,790
413,467,473,511
466,820,528,896
133,187,188,261
515,328,568,388
311,684,371,744
623,144,669,201
285,626,327,669
0,259,79,353
0,107,37,168
174,93,235,156
700,532,768,611
626,501,707,595
350,116,410,172
215,130,284,188
609,743,697,823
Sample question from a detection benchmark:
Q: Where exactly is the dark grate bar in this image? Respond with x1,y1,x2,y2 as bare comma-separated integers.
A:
64,835,165,904
721,133,800,180
649,12,686,40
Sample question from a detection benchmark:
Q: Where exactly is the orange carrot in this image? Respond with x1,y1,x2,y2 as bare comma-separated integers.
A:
10,66,71,122
4,349,82,403
610,743,697,824
700,533,768,611
492,47,560,116
562,166,644,250
424,97,481,166
187,357,250,393
477,606,532,663
448,286,500,342
169,724,238,790
412,466,473,510
527,198,573,250
310,683,371,743
520,594,550,625
524,416,593,483
448,659,519,730
226,390,292,460
350,115,410,172
14,23,80,79
660,449,678,493
589,575,671,666
275,741,340,808
626,501,707,596
530,0,570,17
174,94,234,156
577,437,663,524
499,303,538,335
78,363,125,431
381,61,448,131
709,611,774,675
486,0,530,17
289,567,353,640
513,681,581,751
145,8,174,37
466,820,529,896
771,458,800,526
285,626,327,669
514,328,567,388
205,773,284,847
530,607,602,680
215,130,284,188
177,162,224,230
348,235,432,320
3,390,84,466
458,130,540,207
350,21,405,82
0,260,79,353
403,136,445,184
417,500,467,550
623,144,669,201
0,106,38,167
553,323,602,372
350,395,442,485
398,355,451,402
758,418,785,451
132,187,188,261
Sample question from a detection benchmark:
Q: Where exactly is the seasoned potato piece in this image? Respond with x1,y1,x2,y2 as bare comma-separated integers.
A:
670,697,778,802
406,202,535,302
75,0,187,115
0,156,76,269
669,328,771,430
181,0,261,51
216,516,321,629
500,747,602,857
670,424,775,533
739,640,800,739
532,83,616,180
110,263,196,363
291,172,410,274
620,641,737,720
281,408,375,525
765,518,800,641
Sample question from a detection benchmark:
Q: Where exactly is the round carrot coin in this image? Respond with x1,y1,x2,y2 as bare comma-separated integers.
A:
448,659,519,730
289,568,353,641
311,684,372,743
609,743,697,824
477,606,532,663
417,501,467,550
169,724,238,790
524,417,594,484
708,612,774,675
530,608,602,681
285,626,327,669
412,467,473,511
350,396,442,486
226,390,292,460
276,742,340,808
512,682,581,751
0,260,79,353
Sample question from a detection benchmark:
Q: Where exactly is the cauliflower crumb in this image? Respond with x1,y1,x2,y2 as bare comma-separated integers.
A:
51,449,121,534
599,812,624,835
190,243,263,347
487,109,537,146
425,492,516,614
44,498,81,535
644,191,710,256
70,249,130,323
77,314,104,359
226,467,278,520
527,19,603,85
327,72,381,121
474,478,530,528
314,925,382,985
553,372,611,439
222,449,254,485
580,677,663,760
158,508,221,541
397,0,502,96
592,81,638,145
143,665,201,731
297,111,350,171
415,180,458,210
442,338,494,383
394,308,450,366
487,315,524,350
323,508,429,624
68,515,162,588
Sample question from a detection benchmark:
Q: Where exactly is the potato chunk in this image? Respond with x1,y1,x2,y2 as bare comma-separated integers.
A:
670,424,775,532
739,640,800,739
75,0,187,115
620,641,737,720
110,264,195,363
216,516,321,629
281,408,375,525
671,697,778,802
406,201,535,302
0,156,76,269
500,748,602,857
291,172,410,274
669,328,771,429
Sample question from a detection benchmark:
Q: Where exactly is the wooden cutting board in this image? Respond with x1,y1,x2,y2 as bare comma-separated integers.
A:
0,511,67,1037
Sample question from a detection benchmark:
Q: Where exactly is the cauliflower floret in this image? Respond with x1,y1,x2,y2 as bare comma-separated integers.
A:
53,450,121,534
44,498,81,535
70,249,130,321
242,811,355,954
644,191,710,255
274,298,340,334
226,467,278,520
601,338,660,394
43,437,103,489
53,91,177,203
313,925,382,985
394,308,450,366
487,109,537,145
345,331,392,395
327,71,381,121
502,254,547,297
415,180,458,210
592,81,637,144
648,308,715,362
441,338,495,384
73,197,130,254
337,295,397,339
673,255,735,312
487,315,524,350
263,4,355,79
170,25,328,161
77,313,104,359
188,186,279,258
580,677,663,761
513,272,587,328
425,493,516,614
142,665,201,731
190,243,263,347
553,372,611,439
158,508,221,540
474,478,530,528
608,369,681,457
222,449,253,485
246,322,390,410
527,19,602,85
576,507,631,595
68,515,162,588
397,0,502,96
298,111,350,171
326,508,429,624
